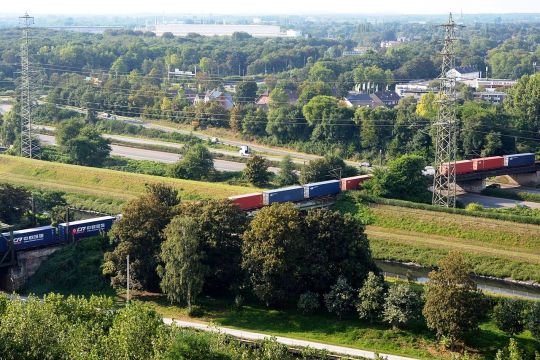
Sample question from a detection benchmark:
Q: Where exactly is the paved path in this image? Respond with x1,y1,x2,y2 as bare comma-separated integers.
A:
163,318,418,360
458,192,540,209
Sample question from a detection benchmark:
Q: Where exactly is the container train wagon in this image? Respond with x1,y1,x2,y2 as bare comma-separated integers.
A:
0,216,117,254
229,175,371,211
440,153,536,176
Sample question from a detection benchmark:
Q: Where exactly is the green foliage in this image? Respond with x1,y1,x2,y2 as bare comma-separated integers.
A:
383,284,423,329
303,95,356,143
493,299,527,335
276,155,299,186
0,182,31,224
300,155,357,184
323,276,356,318
169,143,215,181
356,272,386,323
57,120,111,166
266,105,308,143
526,302,540,340
297,292,320,315
24,236,114,296
159,216,206,308
495,338,526,360
362,154,430,203
234,81,257,103
423,252,483,344
356,106,395,157
103,184,180,291
243,155,271,186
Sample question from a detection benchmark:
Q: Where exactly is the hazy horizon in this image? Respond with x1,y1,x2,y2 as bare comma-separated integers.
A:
5,0,540,16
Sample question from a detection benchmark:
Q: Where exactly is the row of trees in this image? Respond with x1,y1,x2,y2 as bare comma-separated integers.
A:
0,294,325,360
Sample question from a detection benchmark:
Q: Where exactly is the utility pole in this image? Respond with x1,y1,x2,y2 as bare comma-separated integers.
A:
432,13,460,208
19,13,38,158
126,255,130,305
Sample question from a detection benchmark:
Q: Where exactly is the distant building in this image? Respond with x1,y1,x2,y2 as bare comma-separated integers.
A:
144,24,300,38
342,47,371,57
195,89,234,110
395,80,435,99
343,92,381,108
474,89,508,104
447,66,481,81
371,91,401,108
463,78,517,90
380,37,409,48
255,89,298,110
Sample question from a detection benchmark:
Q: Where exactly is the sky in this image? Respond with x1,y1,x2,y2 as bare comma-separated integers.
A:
4,0,540,16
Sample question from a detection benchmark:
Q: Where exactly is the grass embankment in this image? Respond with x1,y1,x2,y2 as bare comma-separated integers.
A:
335,193,540,282
0,155,260,213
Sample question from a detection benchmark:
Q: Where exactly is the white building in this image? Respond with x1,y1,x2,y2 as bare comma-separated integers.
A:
395,80,434,99
446,66,481,81
462,78,517,90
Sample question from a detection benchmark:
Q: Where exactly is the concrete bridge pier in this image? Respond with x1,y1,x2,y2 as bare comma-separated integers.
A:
456,179,486,194
503,171,540,187
0,246,62,292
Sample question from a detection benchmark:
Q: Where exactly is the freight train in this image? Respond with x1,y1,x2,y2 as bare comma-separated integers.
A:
440,153,536,175
0,216,117,254
1,153,535,254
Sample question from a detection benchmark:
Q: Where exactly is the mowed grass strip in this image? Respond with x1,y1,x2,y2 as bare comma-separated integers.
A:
370,204,540,250
0,155,258,201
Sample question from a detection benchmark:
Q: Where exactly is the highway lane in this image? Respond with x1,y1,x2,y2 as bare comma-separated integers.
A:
38,134,279,173
458,192,540,209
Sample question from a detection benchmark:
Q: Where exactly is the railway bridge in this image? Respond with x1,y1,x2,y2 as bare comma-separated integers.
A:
456,162,540,193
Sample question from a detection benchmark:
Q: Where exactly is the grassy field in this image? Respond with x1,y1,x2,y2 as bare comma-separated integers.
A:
0,155,259,209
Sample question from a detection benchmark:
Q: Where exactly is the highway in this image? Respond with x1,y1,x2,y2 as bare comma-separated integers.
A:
457,192,540,209
38,134,279,173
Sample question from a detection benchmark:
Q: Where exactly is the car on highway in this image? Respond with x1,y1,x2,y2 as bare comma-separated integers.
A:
239,145,251,157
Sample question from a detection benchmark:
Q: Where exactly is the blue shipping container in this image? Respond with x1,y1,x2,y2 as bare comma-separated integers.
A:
263,186,304,205
303,180,341,199
1,226,58,251
58,216,116,241
504,153,535,168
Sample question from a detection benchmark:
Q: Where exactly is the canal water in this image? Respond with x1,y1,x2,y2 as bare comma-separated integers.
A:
376,260,540,300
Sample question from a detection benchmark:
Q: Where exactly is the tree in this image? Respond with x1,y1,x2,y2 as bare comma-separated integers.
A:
63,126,111,166
235,81,257,103
495,338,525,360
266,105,308,143
229,105,245,132
159,216,207,308
302,95,356,143
323,276,356,318
241,203,305,306
242,107,267,137
56,119,84,147
0,183,31,224
103,184,180,291
356,272,386,323
362,154,431,203
169,144,215,181
493,299,526,335
415,92,439,120
422,252,483,345
276,155,298,187
355,106,395,157
300,155,357,184
302,209,376,293
526,301,540,340
243,155,271,187
176,199,247,295
383,284,423,329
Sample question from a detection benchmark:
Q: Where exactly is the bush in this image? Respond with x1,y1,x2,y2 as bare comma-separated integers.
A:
297,292,320,315
324,276,356,318
383,284,423,329
356,272,386,323
493,299,527,335
188,306,204,318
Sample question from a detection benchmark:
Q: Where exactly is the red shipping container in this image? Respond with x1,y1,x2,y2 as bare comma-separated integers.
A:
472,156,504,171
228,193,263,210
340,175,372,191
439,160,474,175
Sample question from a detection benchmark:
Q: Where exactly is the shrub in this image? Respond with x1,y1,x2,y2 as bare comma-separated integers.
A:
187,306,204,318
383,284,423,329
356,272,386,323
492,299,527,335
297,292,320,315
324,276,356,318
526,301,540,340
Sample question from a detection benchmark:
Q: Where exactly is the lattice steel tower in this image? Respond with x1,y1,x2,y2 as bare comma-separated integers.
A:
432,13,460,208
19,13,38,158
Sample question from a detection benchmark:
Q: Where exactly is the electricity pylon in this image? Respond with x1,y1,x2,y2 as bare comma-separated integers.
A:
19,12,39,158
432,13,460,208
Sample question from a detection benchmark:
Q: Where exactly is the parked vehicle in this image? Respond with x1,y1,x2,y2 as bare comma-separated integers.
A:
239,145,251,157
